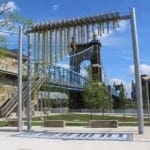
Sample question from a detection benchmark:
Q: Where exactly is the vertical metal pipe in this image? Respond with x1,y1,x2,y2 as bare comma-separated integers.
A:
46,31,49,65
60,29,62,60
37,91,39,111
102,23,105,33
73,27,76,42
64,29,67,55
40,93,43,119
86,25,89,42
37,32,40,76
78,26,80,43
55,30,57,63
81,26,84,42
27,34,32,131
42,32,46,71
130,7,144,134
97,24,100,35
33,33,36,76
106,22,109,34
92,25,95,35
99,24,102,36
50,30,53,65
18,26,23,132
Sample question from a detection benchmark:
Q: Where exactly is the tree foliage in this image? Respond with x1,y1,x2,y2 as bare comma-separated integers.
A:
83,67,112,118
0,1,32,30
118,83,127,110
0,1,33,47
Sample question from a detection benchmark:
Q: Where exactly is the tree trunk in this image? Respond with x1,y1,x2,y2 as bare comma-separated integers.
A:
102,108,105,119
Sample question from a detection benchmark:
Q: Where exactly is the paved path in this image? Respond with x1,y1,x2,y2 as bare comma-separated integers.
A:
0,126,150,150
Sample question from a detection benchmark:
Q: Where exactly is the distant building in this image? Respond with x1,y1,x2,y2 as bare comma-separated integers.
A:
0,48,28,105
131,74,150,101
112,82,124,109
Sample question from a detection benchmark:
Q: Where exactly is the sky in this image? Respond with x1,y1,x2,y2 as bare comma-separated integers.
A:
1,0,150,97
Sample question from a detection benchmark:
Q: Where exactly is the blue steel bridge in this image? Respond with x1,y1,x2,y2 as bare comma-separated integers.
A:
47,65,86,91
40,63,119,97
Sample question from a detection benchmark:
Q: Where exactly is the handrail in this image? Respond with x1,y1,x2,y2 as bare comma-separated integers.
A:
0,76,46,117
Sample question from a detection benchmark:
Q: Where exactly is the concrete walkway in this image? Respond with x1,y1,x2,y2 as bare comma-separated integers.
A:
0,126,150,150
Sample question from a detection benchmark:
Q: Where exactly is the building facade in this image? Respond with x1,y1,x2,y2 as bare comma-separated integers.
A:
0,48,28,105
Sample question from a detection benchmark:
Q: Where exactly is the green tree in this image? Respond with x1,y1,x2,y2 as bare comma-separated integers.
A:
118,83,127,114
83,67,112,119
0,1,32,47
99,84,112,118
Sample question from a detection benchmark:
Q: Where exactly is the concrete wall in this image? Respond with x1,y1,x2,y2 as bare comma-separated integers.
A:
0,56,27,75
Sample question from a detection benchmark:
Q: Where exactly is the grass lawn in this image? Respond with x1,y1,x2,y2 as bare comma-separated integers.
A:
31,113,149,122
0,113,149,127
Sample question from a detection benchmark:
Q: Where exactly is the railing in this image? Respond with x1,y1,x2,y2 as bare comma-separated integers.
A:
48,65,86,90
0,76,46,117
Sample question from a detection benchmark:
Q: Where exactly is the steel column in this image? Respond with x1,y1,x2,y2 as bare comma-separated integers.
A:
130,7,144,134
17,26,23,132
27,34,32,131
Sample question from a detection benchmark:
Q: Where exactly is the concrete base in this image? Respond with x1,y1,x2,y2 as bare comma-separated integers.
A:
89,120,118,128
7,120,24,127
44,120,65,127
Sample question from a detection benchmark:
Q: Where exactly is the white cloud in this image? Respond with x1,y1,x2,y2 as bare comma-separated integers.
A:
117,20,129,32
98,20,130,49
0,1,17,12
130,64,150,75
99,20,129,39
80,69,88,77
52,4,59,11
82,20,129,45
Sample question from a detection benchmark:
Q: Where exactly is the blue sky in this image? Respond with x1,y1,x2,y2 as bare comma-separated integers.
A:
1,0,150,96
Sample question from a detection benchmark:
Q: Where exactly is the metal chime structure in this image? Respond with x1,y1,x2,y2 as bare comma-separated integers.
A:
20,8,144,134
24,12,122,131
27,11,122,75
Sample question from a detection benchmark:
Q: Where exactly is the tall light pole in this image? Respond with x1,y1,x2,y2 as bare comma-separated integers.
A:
130,8,144,134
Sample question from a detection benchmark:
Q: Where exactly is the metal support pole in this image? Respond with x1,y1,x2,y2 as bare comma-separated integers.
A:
27,34,32,131
130,8,144,134
18,26,23,132
40,93,43,120
146,81,150,120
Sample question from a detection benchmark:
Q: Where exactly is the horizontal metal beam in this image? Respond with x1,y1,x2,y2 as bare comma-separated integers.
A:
120,15,131,20
26,12,131,33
